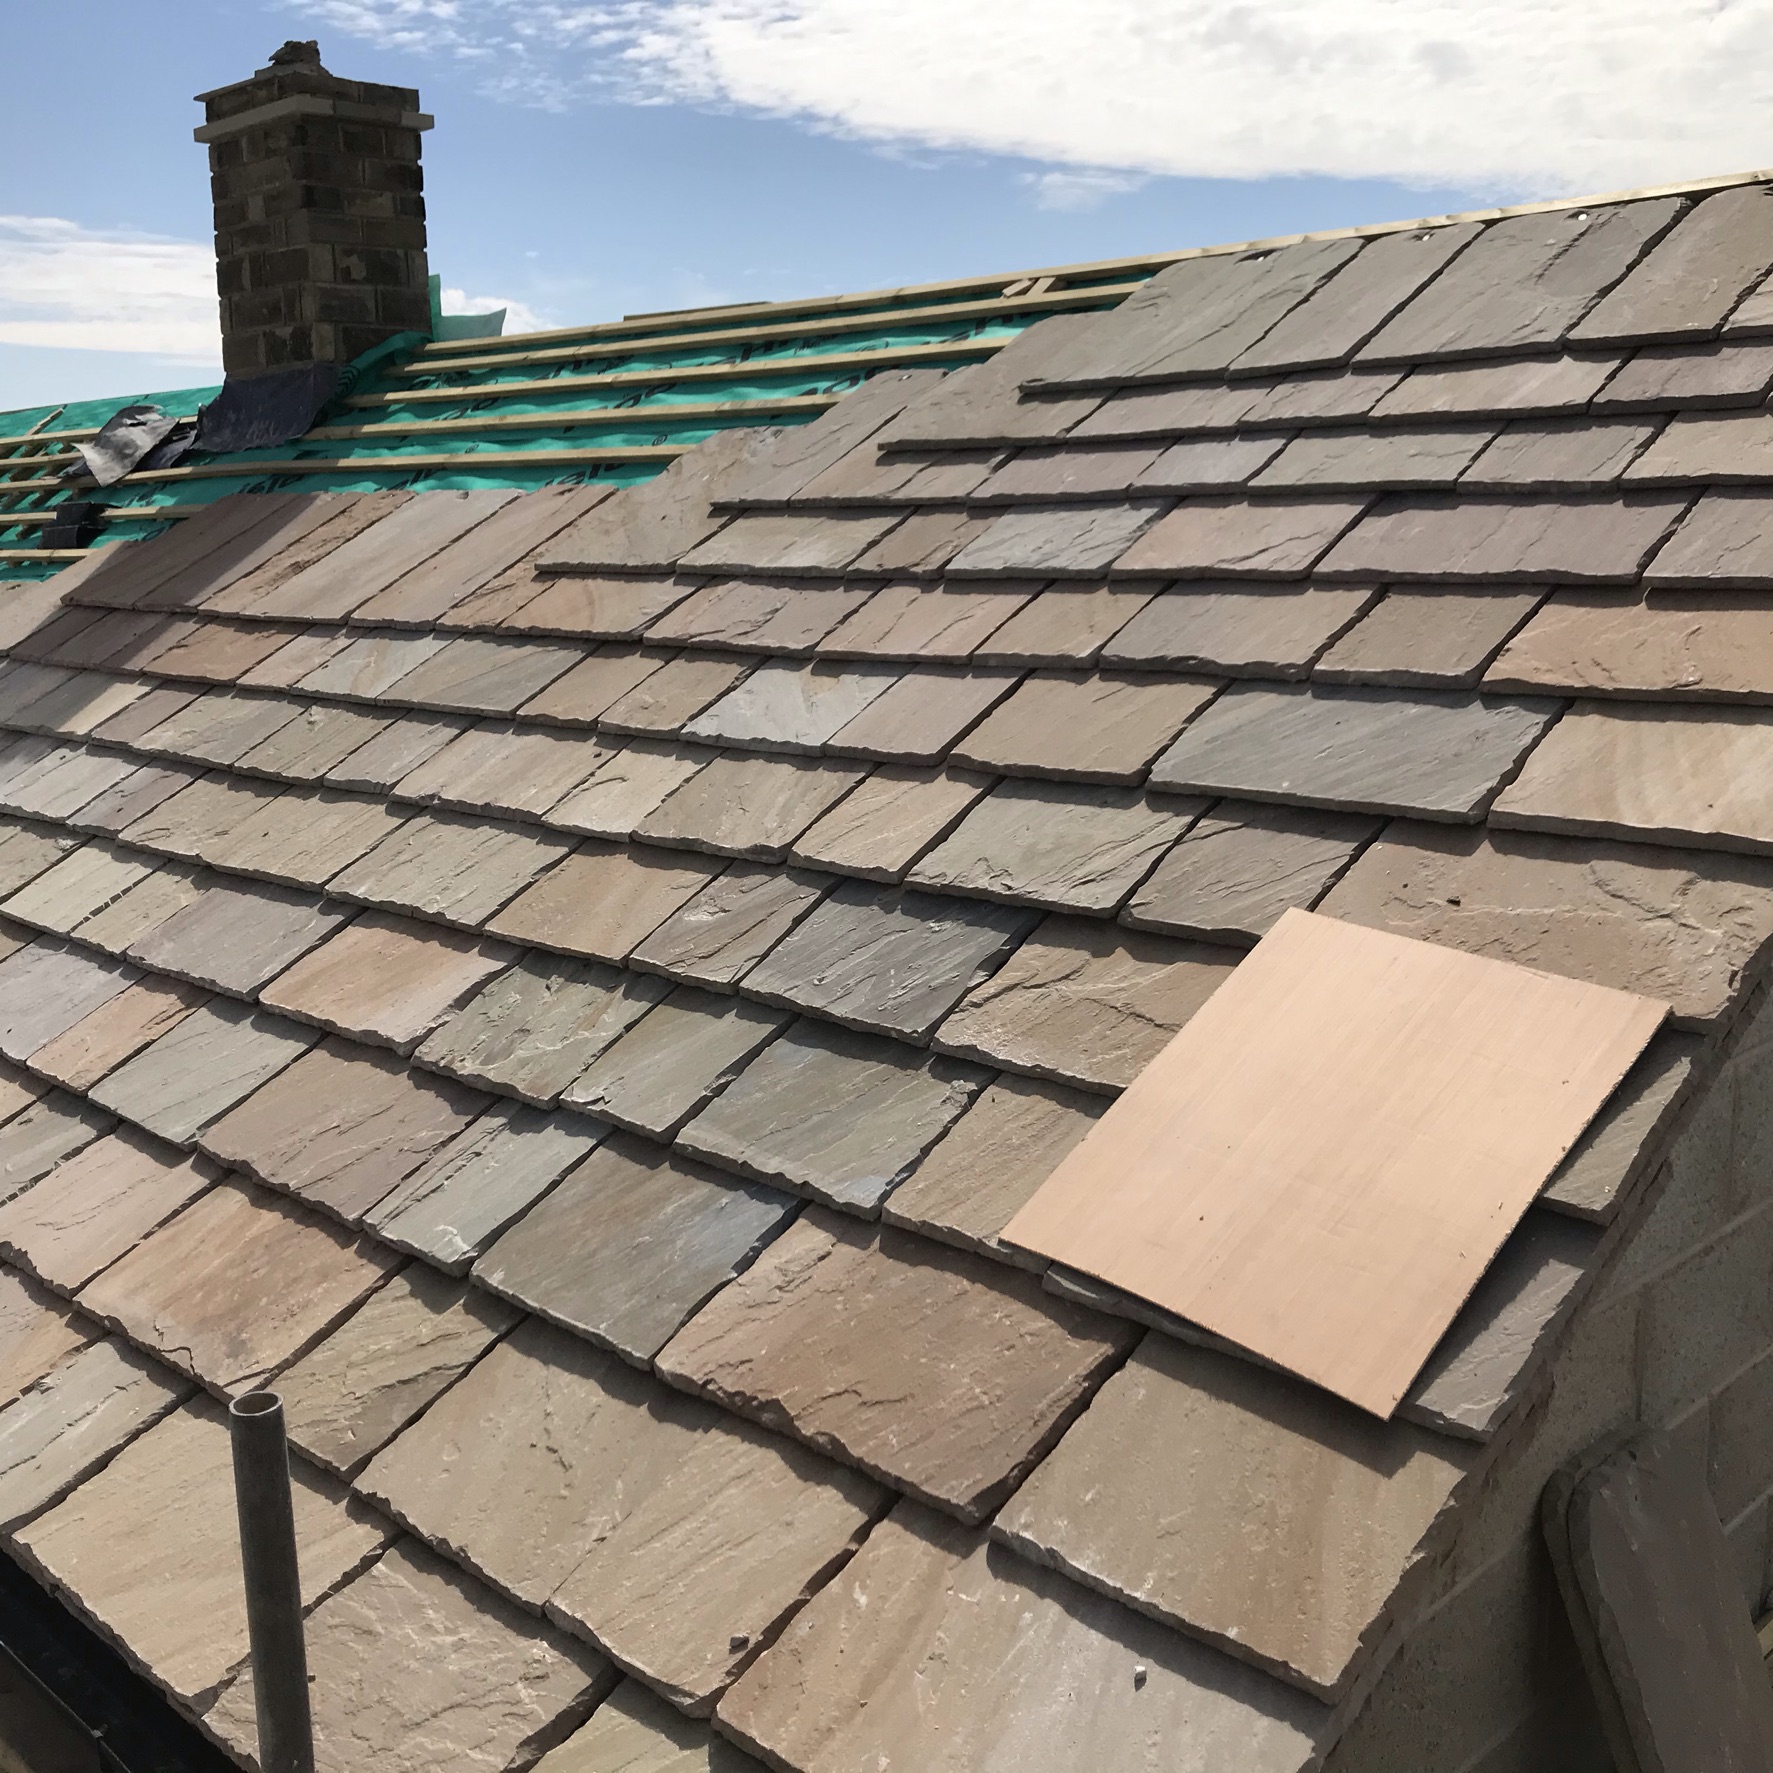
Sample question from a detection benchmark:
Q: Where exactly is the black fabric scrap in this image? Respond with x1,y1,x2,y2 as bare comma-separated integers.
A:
193,363,341,455
66,406,181,487
40,501,103,549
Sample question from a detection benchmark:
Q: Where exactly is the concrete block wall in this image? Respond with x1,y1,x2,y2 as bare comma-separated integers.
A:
1328,977,1773,1773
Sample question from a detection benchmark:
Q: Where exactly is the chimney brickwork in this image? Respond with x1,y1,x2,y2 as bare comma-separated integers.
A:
195,41,433,377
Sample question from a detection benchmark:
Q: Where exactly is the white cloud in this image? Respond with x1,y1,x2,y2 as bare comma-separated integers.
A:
1023,170,1148,213
0,217,222,361
439,286,555,333
289,0,1773,195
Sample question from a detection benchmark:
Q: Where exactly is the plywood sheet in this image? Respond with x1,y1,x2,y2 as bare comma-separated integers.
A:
1001,909,1666,1416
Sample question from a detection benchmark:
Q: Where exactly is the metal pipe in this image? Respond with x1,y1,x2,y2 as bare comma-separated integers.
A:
228,1391,315,1773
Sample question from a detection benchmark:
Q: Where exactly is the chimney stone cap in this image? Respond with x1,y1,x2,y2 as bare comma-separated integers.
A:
267,40,324,70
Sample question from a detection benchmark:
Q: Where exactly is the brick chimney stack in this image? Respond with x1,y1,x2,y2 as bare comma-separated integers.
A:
195,40,433,377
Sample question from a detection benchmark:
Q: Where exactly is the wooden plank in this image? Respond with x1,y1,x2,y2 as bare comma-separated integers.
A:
1001,908,1667,1417
114,443,686,485
303,393,837,444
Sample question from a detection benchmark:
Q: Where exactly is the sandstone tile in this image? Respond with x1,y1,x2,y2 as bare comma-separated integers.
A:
475,1132,795,1362
1461,418,1660,490
826,666,1019,763
1111,497,1369,579
596,655,754,737
0,747,141,822
74,761,202,834
935,915,1241,1092
789,765,992,882
950,669,1218,784
1315,586,1544,687
969,585,1151,666
382,635,582,715
393,721,606,817
677,1020,985,1213
947,502,1167,577
489,843,722,960
794,441,1002,508
118,771,275,862
1134,432,1292,493
0,663,74,724
200,1037,490,1222
1644,489,1773,587
883,1074,1105,1265
536,1678,764,1773
1594,339,1773,411
976,442,1163,500
329,811,573,927
417,955,670,1105
910,780,1199,913
325,711,468,792
129,879,347,995
236,703,395,783
199,493,412,615
277,1266,518,1478
260,913,517,1053
297,631,452,700
86,999,318,1144
1626,408,1773,483
204,1539,612,1773
1371,351,1626,421
0,1060,46,1126
630,864,830,989
1101,583,1374,676
0,1337,189,1532
1241,366,1406,426
137,618,301,684
20,975,194,1093
719,1502,1326,1773
2,844,155,935
0,1270,93,1403
1124,801,1378,940
0,1097,116,1206
1151,683,1558,819
0,824,78,897
742,879,1037,1040
645,579,872,652
239,627,357,690
204,785,407,887
1253,426,1493,491
1727,265,1773,337
563,988,788,1137
637,754,864,860
677,511,901,576
521,647,671,725
367,1101,606,1273
69,860,205,954
1319,822,1773,1024
0,583,78,654
15,1399,390,1707
995,1334,1470,1696
134,689,305,767
359,1318,883,1710
77,1179,399,1392
663,1209,1133,1520
815,582,1033,659
850,507,998,576
684,661,897,751
88,684,200,746
0,1131,213,1291
0,941,136,1062
506,576,700,641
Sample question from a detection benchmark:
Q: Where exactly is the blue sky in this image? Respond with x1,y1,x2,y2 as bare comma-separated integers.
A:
4,0,1767,415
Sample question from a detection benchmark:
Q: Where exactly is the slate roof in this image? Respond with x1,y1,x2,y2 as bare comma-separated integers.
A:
1,173,1773,1770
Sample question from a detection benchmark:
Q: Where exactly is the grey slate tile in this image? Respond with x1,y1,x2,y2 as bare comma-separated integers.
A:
0,824,79,897
127,880,347,995
947,502,1167,577
0,841,147,937
328,811,574,928
1112,496,1369,579
595,653,754,737
67,763,199,837
205,785,409,889
1071,380,1271,440
975,443,1164,502
972,586,1154,666
562,986,789,1137
1593,341,1773,411
392,721,605,818
1101,583,1374,676
742,878,1038,1040
118,771,275,864
1252,426,1494,492
27,978,208,1095
88,685,201,746
69,862,205,955
1459,419,1661,490
825,666,1019,763
788,765,993,882
794,443,1002,506
379,635,582,715
629,864,831,989
677,1020,986,1215
0,941,136,1062
683,661,899,751
676,511,901,577
636,753,865,860
0,1096,115,1206
544,741,713,840
644,578,873,652
1726,264,1773,338
0,747,141,823
1369,352,1624,421
849,507,998,576
1313,587,1546,687
1645,488,1773,588
1240,366,1406,427
487,843,723,960
504,574,699,642
325,714,469,792
517,646,669,724
296,632,452,700
816,581,1035,660
475,1132,796,1364
236,703,392,783
1132,432,1292,493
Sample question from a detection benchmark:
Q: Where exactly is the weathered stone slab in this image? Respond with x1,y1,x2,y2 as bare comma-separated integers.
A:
789,765,991,882
137,619,302,684
1113,497,1367,579
134,689,304,767
1241,366,1405,426
89,685,200,746
22,972,183,1090
972,585,1153,666
118,772,274,864
367,1101,606,1273
87,1000,317,1144
0,941,136,1062
74,762,202,835
684,661,897,751
521,649,670,723
1644,489,1773,588
645,580,871,652
0,746,141,821
0,1130,213,1291
1371,351,1627,421
418,955,668,1104
1123,802,1379,939
910,780,1198,913
198,493,412,615
661,1210,1132,1521
883,1073,1105,1265
635,754,864,860
204,1539,612,1773
1626,409,1773,484
677,1020,985,1213
630,864,829,989
1150,683,1557,819
78,1179,399,1392
0,1271,92,1404
277,1265,518,1477
240,628,357,690
1314,586,1544,687
0,823,78,897
851,508,997,576
1461,419,1659,490
947,502,1166,577
1253,426,1493,491
329,811,573,928
239,703,395,783
325,712,466,792
505,577,699,642
1320,821,1773,1024
128,879,347,994
475,1132,795,1362
359,1318,883,1712
489,843,722,960
536,1678,765,1773
817,582,1034,659
0,1060,45,1126
975,442,1162,500
69,861,205,954
742,880,1037,1040
563,987,787,1137
547,743,712,839
0,1337,189,1532
0,1096,116,1206
718,1502,1326,1773
394,721,606,816
206,785,407,888
934,915,1241,1092
297,631,452,699
1134,432,1291,493
677,511,901,576
599,656,771,736
825,666,1019,763
1102,583,1373,676
200,1037,490,1222
2,843,156,936
1594,340,1773,411
381,635,581,715
15,1399,390,1708
994,1334,1469,1697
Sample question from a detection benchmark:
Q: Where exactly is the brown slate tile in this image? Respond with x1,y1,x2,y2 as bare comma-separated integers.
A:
946,502,1167,577
537,1679,765,1773
74,762,202,835
328,811,574,927
1151,683,1557,820
0,1097,115,1206
296,631,451,699
379,635,583,716
1458,418,1657,490
815,580,1033,659
562,987,788,1138
488,843,723,960
358,1318,883,1711
40,855,195,952
277,1266,517,1478
325,711,467,792
644,579,872,652
630,864,830,989
848,507,998,576
504,573,700,641
1369,351,1624,421
393,721,605,817
910,780,1199,914
184,493,408,615
80,495,317,614
883,1073,1105,1265
1124,802,1378,940
0,1271,93,1404
78,1178,399,1392
236,702,392,783
1315,586,1544,687
825,666,1019,763
995,1334,1469,1697
474,1132,796,1363
1240,366,1405,427
0,1131,213,1292
676,511,901,577
260,913,516,1053
127,879,348,995
683,661,898,751
27,977,208,1092
1133,432,1293,492
789,765,992,882
117,770,275,863
1644,488,1773,588
238,627,357,690
0,1061,46,1127
660,1209,1135,1522
971,584,1152,665
741,880,1037,1041
135,618,302,684
207,785,409,889
1626,408,1773,484
365,1101,606,1273
88,685,200,746
935,914,1241,1092
718,1502,1326,1773
416,955,669,1105
67,860,206,956
0,748,142,823
1592,339,1773,411
597,654,754,736
545,742,713,840
677,1019,986,1214
135,689,305,767
0,940,136,1061
1254,425,1493,492
1101,583,1374,676
1492,702,1773,855
1113,495,1368,579
795,441,1002,505
0,823,79,896
199,1037,490,1222
950,669,1217,784
519,646,670,724
15,1398,390,1709
976,443,1163,501
1726,263,1773,337
636,754,865,860
1319,821,1773,1024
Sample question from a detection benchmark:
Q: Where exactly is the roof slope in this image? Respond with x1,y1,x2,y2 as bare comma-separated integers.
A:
1,173,1773,1770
